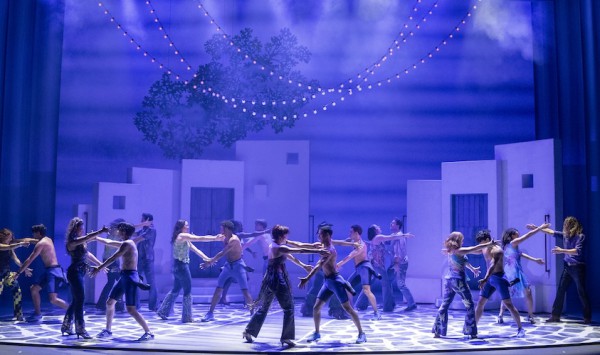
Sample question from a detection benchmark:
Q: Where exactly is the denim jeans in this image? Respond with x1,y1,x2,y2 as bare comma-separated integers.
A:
65,264,86,331
552,263,591,320
137,260,157,310
395,263,415,307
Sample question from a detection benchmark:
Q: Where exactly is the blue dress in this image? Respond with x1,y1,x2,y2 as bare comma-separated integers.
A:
504,244,529,298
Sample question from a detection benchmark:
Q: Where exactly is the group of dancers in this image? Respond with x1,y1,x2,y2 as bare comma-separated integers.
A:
0,214,592,346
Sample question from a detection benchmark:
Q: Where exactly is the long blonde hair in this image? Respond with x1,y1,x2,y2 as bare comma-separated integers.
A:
563,216,583,237
444,232,464,254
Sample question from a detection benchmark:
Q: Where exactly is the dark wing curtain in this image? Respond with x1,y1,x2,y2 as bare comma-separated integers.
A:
0,0,64,237
532,0,600,310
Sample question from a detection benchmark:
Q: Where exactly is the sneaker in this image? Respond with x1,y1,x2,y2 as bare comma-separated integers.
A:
156,311,168,320
201,312,215,322
356,332,367,344
306,332,321,343
496,315,504,324
137,332,154,341
13,315,25,322
516,328,525,338
97,329,112,338
403,304,417,312
545,316,561,323
527,315,536,324
26,313,42,322
370,312,382,321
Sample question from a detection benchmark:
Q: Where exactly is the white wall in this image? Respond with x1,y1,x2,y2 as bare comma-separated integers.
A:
236,140,310,296
494,138,561,312
129,167,180,275
406,180,443,303
180,159,245,224
441,160,502,238
92,182,143,302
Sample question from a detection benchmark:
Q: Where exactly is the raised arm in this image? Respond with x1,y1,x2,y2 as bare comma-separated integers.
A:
526,223,556,236
67,226,108,249
512,223,551,247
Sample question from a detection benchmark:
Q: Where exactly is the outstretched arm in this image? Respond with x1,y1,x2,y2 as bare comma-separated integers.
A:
286,254,312,273
337,248,361,269
179,232,224,243
371,232,414,246
95,237,123,248
15,242,43,277
521,252,544,265
286,239,322,248
0,241,29,251
457,240,495,255
67,226,108,249
90,243,127,276
512,223,550,247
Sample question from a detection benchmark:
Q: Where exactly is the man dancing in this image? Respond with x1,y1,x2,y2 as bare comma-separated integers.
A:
299,225,367,344
200,220,253,322
474,229,534,338
91,222,154,341
12,224,70,322
337,224,381,320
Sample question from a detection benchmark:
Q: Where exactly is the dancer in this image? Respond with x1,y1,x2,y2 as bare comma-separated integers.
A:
432,231,493,339
96,219,126,313
91,222,154,341
529,217,592,324
359,224,413,312
243,224,327,347
389,217,417,312
156,219,222,322
497,225,548,324
12,224,70,322
0,229,31,321
337,224,382,320
299,224,367,344
473,230,526,338
62,218,107,339
201,220,254,322
135,213,157,311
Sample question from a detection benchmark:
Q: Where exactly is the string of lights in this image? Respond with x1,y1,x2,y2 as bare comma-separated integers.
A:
96,0,481,121
190,0,441,97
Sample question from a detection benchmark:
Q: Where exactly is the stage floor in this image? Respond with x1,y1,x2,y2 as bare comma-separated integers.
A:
0,302,598,354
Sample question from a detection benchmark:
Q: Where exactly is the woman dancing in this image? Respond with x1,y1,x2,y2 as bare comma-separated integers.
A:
62,217,107,339
243,224,328,347
156,219,222,323
432,231,493,339
529,217,591,324
497,224,548,324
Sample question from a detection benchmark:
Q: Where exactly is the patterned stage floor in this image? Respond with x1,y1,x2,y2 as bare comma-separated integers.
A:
0,302,598,354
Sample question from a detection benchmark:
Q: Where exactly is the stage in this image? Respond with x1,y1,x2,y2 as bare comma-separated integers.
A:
0,302,598,354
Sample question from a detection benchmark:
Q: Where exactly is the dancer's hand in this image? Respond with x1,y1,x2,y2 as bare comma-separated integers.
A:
200,259,215,269
534,258,545,265
551,246,564,255
89,266,102,277
317,249,330,256
478,278,488,289
525,224,537,230
23,268,33,277
470,266,481,278
302,264,313,273
298,277,310,289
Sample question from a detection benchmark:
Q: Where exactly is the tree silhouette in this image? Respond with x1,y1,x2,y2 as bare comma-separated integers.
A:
135,28,318,159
